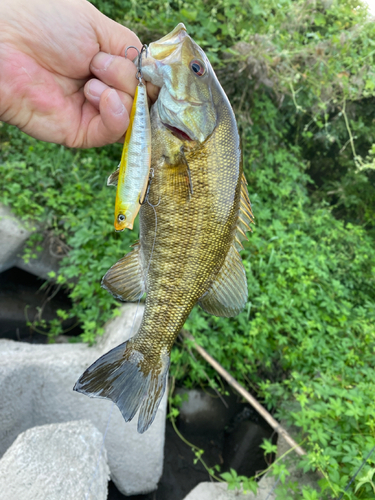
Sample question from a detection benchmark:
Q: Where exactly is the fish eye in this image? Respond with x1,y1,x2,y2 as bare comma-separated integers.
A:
117,214,126,222
190,60,205,77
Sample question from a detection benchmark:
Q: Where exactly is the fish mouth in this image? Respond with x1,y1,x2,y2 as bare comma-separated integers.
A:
162,122,193,142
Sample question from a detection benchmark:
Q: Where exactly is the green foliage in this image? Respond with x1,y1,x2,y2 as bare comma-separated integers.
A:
220,468,258,493
355,468,375,495
1,0,375,498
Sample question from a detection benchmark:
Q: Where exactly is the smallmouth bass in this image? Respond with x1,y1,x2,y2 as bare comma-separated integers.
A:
74,24,254,433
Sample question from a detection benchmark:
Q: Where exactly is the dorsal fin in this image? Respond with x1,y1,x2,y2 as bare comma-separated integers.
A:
101,242,145,301
198,173,253,316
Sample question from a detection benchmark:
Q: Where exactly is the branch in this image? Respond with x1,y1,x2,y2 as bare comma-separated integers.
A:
181,330,306,458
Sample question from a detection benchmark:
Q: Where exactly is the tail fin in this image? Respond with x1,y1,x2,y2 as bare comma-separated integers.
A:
73,340,169,433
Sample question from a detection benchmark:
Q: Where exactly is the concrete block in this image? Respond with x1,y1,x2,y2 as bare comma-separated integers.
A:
0,303,167,496
0,420,109,500
182,477,276,500
0,204,32,273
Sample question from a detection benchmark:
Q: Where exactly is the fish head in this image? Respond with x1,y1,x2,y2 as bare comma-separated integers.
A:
141,23,217,143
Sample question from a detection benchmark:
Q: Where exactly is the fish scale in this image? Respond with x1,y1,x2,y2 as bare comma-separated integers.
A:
74,24,253,434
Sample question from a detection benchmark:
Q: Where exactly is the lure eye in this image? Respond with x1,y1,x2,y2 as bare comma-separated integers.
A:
190,60,205,77
117,214,126,222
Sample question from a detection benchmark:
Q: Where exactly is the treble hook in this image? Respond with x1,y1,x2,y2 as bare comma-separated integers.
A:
124,44,148,83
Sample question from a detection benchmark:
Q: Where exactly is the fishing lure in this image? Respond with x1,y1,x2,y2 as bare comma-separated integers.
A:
110,45,151,231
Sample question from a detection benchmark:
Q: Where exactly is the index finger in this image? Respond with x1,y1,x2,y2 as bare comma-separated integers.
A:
90,52,161,105
90,52,139,98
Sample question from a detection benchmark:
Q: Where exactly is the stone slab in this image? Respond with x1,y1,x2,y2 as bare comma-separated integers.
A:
0,420,109,500
0,303,167,496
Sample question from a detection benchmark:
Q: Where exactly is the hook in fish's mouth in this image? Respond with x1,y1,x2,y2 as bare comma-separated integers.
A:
162,122,193,142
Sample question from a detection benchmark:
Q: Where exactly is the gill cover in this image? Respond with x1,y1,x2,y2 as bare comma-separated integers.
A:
141,23,217,143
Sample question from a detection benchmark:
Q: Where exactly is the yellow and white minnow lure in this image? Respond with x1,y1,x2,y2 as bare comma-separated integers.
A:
109,46,151,231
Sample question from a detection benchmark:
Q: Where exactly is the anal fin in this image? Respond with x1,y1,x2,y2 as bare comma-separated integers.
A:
101,242,145,301
198,244,247,317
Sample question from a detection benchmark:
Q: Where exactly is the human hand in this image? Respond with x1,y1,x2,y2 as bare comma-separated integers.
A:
0,0,159,148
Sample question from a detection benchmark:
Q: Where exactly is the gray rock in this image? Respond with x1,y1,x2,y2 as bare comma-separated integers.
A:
0,303,166,496
182,477,276,500
0,204,32,273
0,420,109,500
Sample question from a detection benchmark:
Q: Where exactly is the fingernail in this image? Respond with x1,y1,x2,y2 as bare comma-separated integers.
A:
106,89,125,115
87,79,107,98
91,52,114,71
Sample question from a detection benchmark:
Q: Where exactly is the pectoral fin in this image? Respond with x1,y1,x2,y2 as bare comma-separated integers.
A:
101,242,145,301
198,244,247,317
